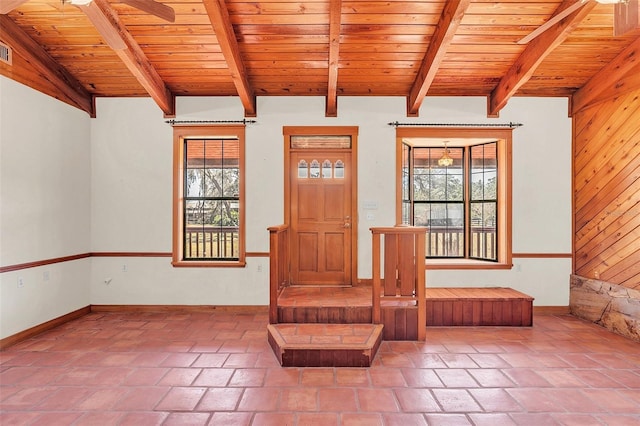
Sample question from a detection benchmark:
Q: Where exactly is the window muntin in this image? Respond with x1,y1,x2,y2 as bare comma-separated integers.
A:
397,128,511,267
172,126,245,267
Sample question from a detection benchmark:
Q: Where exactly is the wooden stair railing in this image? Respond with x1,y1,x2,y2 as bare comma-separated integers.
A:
268,224,290,324
371,226,427,341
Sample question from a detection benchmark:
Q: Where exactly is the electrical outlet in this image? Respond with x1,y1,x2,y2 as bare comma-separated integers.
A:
43,271,50,281
122,264,128,272
17,277,24,288
257,264,262,272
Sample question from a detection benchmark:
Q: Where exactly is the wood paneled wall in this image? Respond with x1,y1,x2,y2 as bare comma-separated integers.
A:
573,89,640,290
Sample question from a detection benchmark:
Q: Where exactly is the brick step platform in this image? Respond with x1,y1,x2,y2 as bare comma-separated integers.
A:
267,323,383,367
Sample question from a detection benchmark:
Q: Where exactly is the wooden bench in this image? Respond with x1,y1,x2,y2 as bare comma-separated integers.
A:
425,287,534,326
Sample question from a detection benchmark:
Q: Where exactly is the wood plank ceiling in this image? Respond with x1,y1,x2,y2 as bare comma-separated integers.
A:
1,0,640,118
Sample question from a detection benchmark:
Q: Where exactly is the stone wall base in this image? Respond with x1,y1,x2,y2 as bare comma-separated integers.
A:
570,275,640,342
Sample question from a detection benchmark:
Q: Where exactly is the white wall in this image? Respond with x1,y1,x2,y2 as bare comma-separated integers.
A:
89,97,272,306
0,78,573,339
421,97,573,306
89,95,572,307
0,77,91,338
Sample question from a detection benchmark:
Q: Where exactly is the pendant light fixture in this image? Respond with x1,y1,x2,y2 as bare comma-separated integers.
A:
438,141,454,167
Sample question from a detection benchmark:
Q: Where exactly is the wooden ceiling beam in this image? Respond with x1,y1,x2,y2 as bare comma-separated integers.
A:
325,0,342,117
203,0,256,117
488,0,596,117
406,0,470,117
76,0,175,117
0,15,94,116
572,36,640,115
121,0,175,23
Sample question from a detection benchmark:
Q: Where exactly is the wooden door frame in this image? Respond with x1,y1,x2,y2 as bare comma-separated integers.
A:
283,126,359,286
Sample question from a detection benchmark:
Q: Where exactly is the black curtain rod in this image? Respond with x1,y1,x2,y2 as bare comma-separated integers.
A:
388,121,523,128
165,119,257,125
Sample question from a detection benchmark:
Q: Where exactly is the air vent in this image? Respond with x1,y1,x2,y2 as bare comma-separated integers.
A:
0,42,12,66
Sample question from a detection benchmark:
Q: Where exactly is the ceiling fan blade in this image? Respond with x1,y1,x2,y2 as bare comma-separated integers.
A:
121,0,175,22
517,0,590,44
614,0,639,36
0,0,29,14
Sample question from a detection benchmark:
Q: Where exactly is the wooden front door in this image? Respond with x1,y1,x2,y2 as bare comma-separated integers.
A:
284,127,358,286
289,150,354,285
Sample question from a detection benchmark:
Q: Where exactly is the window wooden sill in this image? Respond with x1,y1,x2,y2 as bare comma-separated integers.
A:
425,259,512,270
172,260,246,268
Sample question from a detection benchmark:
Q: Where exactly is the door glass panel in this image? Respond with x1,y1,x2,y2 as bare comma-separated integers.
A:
298,159,308,178
335,160,344,178
310,160,320,178
322,160,332,178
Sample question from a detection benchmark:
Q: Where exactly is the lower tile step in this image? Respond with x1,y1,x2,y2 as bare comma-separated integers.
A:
267,323,383,367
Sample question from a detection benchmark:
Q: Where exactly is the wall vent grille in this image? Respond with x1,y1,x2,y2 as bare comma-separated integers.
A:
0,42,12,66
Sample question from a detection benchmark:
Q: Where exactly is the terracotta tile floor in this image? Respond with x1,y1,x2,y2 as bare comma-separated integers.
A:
1,311,640,425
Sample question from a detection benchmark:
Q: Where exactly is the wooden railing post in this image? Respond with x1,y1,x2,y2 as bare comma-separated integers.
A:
371,231,381,324
416,231,426,341
268,224,289,324
370,226,427,341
